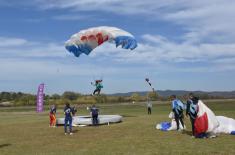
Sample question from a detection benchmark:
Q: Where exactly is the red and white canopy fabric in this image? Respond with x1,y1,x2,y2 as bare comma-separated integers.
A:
194,100,219,135
213,116,235,134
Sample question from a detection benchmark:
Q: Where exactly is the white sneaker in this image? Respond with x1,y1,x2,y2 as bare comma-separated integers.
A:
70,132,73,135
64,133,67,135
209,135,216,138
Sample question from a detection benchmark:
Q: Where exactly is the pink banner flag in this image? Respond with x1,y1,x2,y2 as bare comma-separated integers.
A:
36,83,44,112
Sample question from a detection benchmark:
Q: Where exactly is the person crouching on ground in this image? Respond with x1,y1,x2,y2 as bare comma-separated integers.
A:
64,103,73,135
186,93,199,137
90,105,99,126
49,104,57,127
171,95,185,131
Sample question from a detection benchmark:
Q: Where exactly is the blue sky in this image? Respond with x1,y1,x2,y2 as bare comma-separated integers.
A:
0,0,235,94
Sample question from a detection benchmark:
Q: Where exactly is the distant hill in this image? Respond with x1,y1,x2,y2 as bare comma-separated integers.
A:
109,90,235,98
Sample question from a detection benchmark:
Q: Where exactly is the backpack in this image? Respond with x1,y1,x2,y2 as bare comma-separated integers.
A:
189,103,198,118
176,100,184,112
91,108,98,116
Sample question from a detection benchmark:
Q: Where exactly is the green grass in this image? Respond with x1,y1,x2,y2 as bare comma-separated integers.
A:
0,100,235,155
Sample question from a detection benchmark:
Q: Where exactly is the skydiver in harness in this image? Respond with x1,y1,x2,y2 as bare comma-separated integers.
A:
170,95,185,131
186,93,199,137
145,78,154,92
91,80,103,95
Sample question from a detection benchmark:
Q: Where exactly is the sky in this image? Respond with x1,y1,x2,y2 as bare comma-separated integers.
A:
0,0,235,94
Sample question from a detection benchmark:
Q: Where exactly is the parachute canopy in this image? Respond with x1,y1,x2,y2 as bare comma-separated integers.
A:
65,26,138,57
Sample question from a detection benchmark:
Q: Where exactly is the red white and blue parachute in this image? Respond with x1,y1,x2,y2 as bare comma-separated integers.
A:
65,26,138,57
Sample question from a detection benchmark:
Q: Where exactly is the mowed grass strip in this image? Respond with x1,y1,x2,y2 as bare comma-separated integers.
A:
0,100,235,155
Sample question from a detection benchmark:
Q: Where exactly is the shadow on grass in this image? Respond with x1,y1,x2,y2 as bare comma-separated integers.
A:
73,129,79,133
122,115,137,118
0,143,11,149
182,130,193,136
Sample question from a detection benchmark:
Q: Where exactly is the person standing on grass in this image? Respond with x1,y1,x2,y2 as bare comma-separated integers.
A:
171,95,185,131
90,105,99,126
186,93,199,137
64,103,73,135
71,105,77,116
146,98,152,115
49,104,57,127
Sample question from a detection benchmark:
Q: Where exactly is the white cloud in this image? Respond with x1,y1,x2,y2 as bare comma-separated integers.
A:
31,0,235,43
1,0,235,92
86,34,235,73
1,33,235,76
3,1,235,44
164,1,235,44
0,36,146,79
0,35,234,93
3,1,235,54
0,37,28,47
0,37,66,58
52,14,98,21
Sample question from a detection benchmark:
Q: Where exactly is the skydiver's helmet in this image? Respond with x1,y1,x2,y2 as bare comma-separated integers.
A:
170,95,176,100
95,80,102,83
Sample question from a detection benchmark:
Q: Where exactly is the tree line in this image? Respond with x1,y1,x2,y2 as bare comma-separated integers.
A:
0,91,230,106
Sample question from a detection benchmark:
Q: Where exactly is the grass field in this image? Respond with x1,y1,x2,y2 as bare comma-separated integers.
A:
0,100,235,155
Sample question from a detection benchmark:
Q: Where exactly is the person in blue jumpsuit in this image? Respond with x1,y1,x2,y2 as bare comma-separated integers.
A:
171,95,185,131
64,103,73,135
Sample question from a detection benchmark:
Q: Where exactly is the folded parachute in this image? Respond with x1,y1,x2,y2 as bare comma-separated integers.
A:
65,26,138,57
156,112,185,131
194,100,219,136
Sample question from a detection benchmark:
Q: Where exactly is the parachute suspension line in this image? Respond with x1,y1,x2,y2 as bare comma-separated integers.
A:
100,73,103,81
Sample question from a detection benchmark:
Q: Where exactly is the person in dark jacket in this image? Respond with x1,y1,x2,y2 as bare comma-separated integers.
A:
186,93,199,137
64,103,73,135
90,105,99,126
